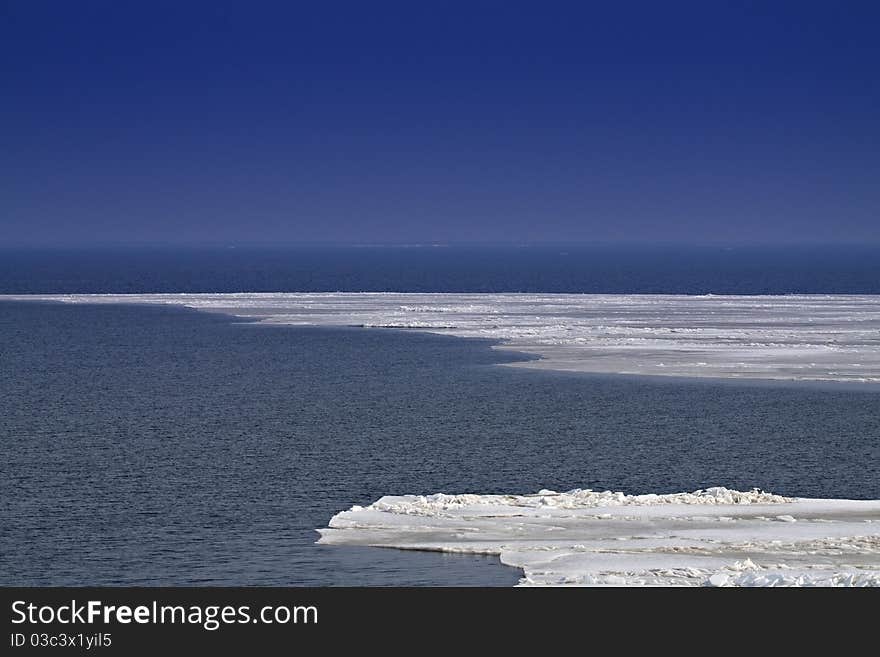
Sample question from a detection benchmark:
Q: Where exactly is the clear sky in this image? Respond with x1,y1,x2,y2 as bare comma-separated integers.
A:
2,1,878,246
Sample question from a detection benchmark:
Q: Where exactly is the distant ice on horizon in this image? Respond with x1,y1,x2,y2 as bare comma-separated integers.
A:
7,292,880,383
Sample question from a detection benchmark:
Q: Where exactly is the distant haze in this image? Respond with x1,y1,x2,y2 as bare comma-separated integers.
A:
2,2,879,246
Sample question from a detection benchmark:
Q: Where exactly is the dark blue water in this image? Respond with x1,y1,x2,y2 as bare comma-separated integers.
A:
2,245,880,294
2,246,879,584
1,301,878,585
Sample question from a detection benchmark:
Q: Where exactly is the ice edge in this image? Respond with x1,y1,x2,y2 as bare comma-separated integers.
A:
317,487,880,587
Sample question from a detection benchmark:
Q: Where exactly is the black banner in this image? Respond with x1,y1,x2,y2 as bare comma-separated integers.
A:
2,586,866,652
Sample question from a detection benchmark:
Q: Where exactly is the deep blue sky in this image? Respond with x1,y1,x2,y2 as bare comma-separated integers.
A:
2,1,879,245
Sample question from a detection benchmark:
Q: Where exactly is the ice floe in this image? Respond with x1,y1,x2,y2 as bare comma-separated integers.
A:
317,487,880,586
5,292,880,383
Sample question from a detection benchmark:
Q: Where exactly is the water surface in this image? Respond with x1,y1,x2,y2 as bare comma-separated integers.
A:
2,301,877,585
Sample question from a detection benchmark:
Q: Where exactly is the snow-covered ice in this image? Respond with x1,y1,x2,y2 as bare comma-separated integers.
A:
317,487,880,586
5,292,880,383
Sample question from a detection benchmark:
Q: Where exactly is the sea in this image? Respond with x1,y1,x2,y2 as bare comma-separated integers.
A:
1,245,878,585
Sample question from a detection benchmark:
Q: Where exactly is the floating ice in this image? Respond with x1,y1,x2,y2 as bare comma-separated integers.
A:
6,292,880,383
317,488,880,587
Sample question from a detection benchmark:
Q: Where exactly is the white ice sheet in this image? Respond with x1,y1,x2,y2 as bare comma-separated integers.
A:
317,487,880,586
6,293,880,382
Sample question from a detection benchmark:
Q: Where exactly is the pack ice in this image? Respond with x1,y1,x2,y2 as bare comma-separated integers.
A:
9,293,880,383
317,487,880,586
